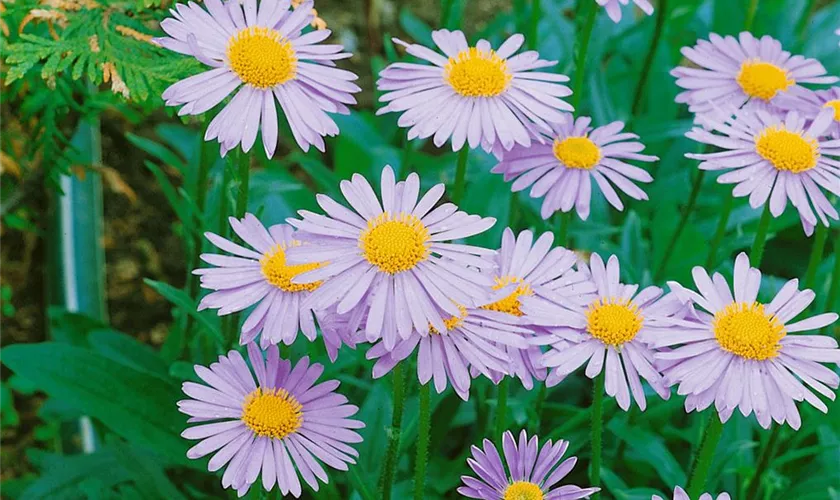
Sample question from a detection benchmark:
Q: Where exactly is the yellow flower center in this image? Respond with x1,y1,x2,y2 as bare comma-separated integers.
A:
261,243,324,293
359,212,430,274
586,298,643,347
444,47,512,98
824,100,840,121
241,388,303,440
553,136,602,170
503,481,544,500
227,27,297,88
429,304,468,334
755,126,819,173
712,302,785,360
735,60,793,101
481,276,533,317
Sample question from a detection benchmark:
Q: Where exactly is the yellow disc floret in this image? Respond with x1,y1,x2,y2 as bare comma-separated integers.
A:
712,302,785,360
227,27,297,88
503,481,544,500
736,60,793,101
824,100,840,121
553,136,602,170
586,297,643,347
445,47,512,97
261,243,324,293
755,126,819,173
429,304,468,334
241,388,303,440
359,212,430,274
482,276,533,316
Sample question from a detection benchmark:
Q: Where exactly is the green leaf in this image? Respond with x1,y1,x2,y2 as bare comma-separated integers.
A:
20,448,132,500
607,417,686,487
88,329,171,381
143,279,223,343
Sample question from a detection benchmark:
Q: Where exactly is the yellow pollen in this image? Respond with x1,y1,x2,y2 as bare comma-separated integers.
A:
586,298,643,347
444,47,512,98
755,126,819,173
260,243,324,293
824,100,840,121
735,60,793,101
553,136,602,170
241,388,303,439
712,302,785,360
227,27,297,88
359,212,430,274
429,304,468,334
503,481,544,500
482,276,533,317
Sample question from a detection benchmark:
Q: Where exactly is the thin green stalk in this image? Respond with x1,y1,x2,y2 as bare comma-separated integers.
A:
493,378,510,439
235,150,250,218
413,382,431,500
219,159,232,235
452,148,468,204
380,364,406,500
528,0,541,49
654,170,705,282
571,0,597,111
825,230,840,337
745,426,781,500
529,384,547,434
556,211,572,248
590,371,605,494
704,195,735,269
440,0,453,27
749,204,773,267
686,414,726,498
630,0,669,115
804,224,828,290
745,0,760,31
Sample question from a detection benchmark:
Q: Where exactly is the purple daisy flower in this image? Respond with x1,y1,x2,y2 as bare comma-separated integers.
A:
178,345,364,497
366,304,531,400
480,228,596,389
492,115,657,221
376,30,573,153
777,86,840,139
671,32,838,126
285,166,497,350
653,486,731,500
597,0,654,23
458,429,599,499
522,254,681,410
195,215,357,359
154,0,360,156
686,108,840,236
660,253,840,429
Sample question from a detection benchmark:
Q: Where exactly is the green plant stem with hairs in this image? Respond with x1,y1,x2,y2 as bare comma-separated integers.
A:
452,148,468,204
235,150,250,219
571,0,597,112
380,364,406,500
413,382,432,500
528,0,541,49
589,371,605,495
631,0,669,115
493,377,510,439
750,204,773,266
804,225,828,290
686,414,726,497
745,426,782,500
704,195,735,269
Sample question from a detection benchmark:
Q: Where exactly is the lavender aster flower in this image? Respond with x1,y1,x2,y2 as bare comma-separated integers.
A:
597,0,654,23
671,32,838,126
493,115,657,221
195,215,357,359
523,254,680,410
376,30,573,152
285,166,497,350
458,430,599,499
154,0,360,156
179,345,364,497
777,86,840,139
686,108,840,236
654,486,730,500
660,253,840,429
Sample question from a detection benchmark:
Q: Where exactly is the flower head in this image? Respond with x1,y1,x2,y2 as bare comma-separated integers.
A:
179,345,364,497
523,254,682,410
686,108,840,236
458,430,599,499
376,30,572,153
660,253,840,429
194,215,358,359
492,115,657,220
597,0,654,23
285,166,497,350
672,32,837,126
777,86,840,139
653,486,730,500
154,0,360,156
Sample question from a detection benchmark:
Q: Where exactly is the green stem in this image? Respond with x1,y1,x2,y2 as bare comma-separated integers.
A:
235,150,250,218
826,230,840,337
749,203,773,267
804,224,828,291
654,170,705,282
219,159,232,235
744,426,781,500
630,0,669,115
529,384,547,434
571,0,597,111
704,195,735,269
590,371,605,494
528,0,540,49
380,364,406,500
493,378,510,439
745,0,760,31
440,0,453,27
413,382,431,500
556,211,572,248
452,148,468,204
686,414,726,498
